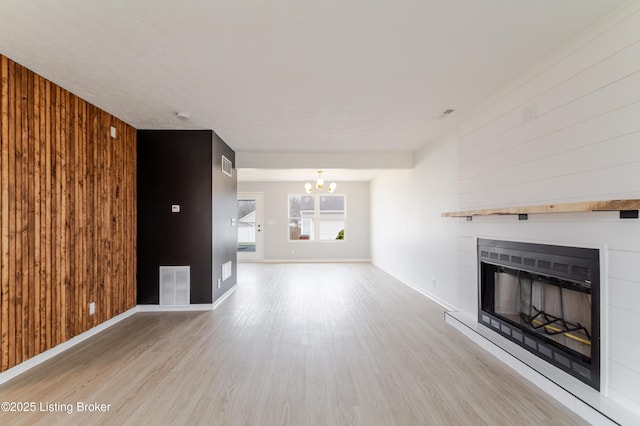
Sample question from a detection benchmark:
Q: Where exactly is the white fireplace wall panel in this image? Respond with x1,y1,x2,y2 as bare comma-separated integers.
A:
457,171,640,407
607,250,640,410
456,1,640,413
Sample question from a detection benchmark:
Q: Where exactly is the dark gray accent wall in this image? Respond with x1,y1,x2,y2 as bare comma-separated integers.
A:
212,133,238,301
137,130,236,305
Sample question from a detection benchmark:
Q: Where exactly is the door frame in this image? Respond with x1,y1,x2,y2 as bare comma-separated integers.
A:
237,192,263,262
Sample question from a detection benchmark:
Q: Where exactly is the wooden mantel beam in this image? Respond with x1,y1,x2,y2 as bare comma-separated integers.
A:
441,199,640,218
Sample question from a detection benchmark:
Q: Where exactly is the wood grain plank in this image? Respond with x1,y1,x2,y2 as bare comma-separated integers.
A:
43,78,52,352
113,119,121,315
77,98,86,332
0,54,9,371
14,62,23,366
87,104,96,329
66,91,75,338
96,110,103,324
50,84,58,348
60,87,68,343
26,66,36,361
35,74,44,354
32,72,40,357
442,199,640,218
7,58,16,368
102,112,111,320
131,126,136,307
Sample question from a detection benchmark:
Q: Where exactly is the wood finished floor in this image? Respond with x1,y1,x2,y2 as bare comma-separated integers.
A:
0,263,585,425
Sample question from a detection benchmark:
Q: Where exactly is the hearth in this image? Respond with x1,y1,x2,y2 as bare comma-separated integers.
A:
478,239,600,390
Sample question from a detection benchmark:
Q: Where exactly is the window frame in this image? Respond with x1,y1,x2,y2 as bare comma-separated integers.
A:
288,193,346,242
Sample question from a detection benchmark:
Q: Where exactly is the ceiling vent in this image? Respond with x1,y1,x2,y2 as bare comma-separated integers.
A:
437,108,456,119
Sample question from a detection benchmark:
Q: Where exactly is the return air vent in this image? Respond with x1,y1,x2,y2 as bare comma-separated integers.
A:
222,261,233,281
160,266,190,306
222,155,233,177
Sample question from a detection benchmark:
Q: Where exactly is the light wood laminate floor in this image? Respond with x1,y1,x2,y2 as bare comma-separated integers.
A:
0,263,584,425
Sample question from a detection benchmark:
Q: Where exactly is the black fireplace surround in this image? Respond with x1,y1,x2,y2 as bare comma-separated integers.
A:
478,239,600,390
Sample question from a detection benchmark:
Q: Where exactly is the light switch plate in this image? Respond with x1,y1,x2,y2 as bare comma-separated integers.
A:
110,126,116,138
171,204,180,213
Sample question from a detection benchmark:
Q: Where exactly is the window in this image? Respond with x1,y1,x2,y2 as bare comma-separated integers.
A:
237,199,256,252
289,194,345,241
318,195,345,240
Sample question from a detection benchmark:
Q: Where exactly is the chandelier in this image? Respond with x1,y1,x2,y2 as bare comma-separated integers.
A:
305,170,336,194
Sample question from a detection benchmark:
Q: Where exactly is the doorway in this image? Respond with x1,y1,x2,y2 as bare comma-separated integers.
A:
237,192,263,262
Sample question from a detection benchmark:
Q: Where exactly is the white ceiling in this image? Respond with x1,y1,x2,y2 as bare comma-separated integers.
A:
0,0,628,157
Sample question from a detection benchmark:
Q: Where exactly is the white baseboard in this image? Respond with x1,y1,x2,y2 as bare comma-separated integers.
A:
136,304,214,312
212,284,237,309
0,285,239,386
397,276,457,312
371,262,457,312
137,285,237,312
0,307,137,386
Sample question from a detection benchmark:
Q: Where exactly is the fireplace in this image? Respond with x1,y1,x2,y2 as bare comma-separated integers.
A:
478,239,600,390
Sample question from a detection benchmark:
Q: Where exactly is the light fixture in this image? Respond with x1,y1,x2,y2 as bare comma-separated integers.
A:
305,170,336,194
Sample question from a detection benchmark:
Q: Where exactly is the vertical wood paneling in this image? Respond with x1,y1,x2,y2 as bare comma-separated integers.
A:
1,55,9,371
0,54,136,372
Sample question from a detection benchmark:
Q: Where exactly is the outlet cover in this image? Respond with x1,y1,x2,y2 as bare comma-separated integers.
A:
110,126,116,138
89,302,95,315
217,278,221,289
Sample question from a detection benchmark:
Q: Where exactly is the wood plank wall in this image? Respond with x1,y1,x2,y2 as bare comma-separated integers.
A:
0,54,136,372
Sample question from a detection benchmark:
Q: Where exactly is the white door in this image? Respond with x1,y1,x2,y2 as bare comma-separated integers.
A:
237,192,263,262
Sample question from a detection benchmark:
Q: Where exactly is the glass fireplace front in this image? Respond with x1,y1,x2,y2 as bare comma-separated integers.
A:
478,239,600,390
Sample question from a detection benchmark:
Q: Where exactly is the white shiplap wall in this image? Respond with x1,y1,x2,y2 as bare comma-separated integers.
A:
457,2,640,414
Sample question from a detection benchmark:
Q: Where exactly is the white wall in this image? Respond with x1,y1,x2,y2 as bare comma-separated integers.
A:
238,181,369,261
371,2,640,415
370,134,460,310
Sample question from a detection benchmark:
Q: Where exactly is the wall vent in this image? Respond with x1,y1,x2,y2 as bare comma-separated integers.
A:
222,155,233,177
159,266,190,306
222,261,232,281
